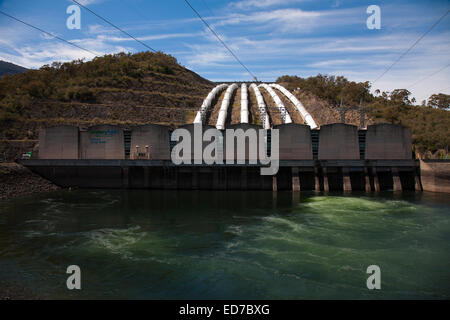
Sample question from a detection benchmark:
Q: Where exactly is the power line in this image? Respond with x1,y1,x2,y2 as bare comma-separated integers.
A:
0,9,98,57
183,0,258,81
407,63,450,89
372,9,449,85
71,0,157,53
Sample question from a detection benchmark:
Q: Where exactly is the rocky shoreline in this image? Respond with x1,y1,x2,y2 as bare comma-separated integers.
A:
0,162,59,202
0,163,57,299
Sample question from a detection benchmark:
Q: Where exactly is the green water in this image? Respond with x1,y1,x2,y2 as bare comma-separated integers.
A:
0,190,449,299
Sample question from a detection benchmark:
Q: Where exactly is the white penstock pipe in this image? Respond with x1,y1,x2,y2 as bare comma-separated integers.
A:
259,84,292,124
216,83,238,130
269,83,318,129
250,83,270,130
240,83,249,123
194,84,228,124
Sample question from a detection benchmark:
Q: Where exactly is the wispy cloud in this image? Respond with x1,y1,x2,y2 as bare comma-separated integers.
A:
0,36,129,68
96,32,202,42
230,0,310,10
72,0,105,5
210,7,363,33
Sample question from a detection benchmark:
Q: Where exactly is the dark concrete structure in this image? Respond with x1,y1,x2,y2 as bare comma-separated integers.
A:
19,159,420,192
365,124,412,159
130,124,170,160
318,123,359,160
25,122,425,193
39,125,79,159
80,125,125,160
274,123,313,160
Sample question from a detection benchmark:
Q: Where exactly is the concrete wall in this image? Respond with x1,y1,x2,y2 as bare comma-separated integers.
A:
223,123,262,162
365,124,412,160
130,124,170,160
274,123,312,160
176,124,218,163
39,125,79,159
80,125,124,159
318,123,359,160
420,160,450,193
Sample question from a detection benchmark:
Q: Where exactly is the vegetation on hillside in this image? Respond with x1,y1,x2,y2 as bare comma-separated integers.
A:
0,51,213,140
277,74,450,155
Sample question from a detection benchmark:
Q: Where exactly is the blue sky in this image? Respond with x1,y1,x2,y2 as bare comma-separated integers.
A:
0,0,448,103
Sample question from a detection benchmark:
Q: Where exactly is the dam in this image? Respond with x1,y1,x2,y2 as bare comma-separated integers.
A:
19,83,421,192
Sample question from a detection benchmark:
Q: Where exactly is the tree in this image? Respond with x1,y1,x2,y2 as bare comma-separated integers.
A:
428,93,450,110
389,89,412,105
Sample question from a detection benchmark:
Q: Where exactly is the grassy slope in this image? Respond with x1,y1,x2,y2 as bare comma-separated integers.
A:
0,51,213,141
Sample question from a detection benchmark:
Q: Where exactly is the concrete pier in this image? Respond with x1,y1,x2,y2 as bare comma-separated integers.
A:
372,167,380,192
364,167,371,192
314,167,320,191
392,167,402,192
323,167,330,192
342,167,352,192
292,167,300,191
272,176,278,192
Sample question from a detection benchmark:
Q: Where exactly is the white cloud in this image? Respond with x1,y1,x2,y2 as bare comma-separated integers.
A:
211,7,363,33
73,0,104,5
0,36,130,68
230,0,310,9
96,32,202,42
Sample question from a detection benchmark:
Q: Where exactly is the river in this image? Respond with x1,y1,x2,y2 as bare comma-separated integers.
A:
0,190,449,299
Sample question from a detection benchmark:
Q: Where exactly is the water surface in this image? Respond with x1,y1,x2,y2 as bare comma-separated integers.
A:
0,190,449,299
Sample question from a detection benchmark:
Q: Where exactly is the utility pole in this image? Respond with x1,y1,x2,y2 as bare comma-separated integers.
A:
359,97,366,129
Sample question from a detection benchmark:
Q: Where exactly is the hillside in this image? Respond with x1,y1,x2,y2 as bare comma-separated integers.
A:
0,60,28,77
0,51,213,144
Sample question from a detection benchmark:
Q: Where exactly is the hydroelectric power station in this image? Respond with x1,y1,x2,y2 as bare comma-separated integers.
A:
19,83,421,192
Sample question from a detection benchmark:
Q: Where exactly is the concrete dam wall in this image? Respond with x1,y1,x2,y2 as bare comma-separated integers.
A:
20,122,425,192
420,160,450,194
